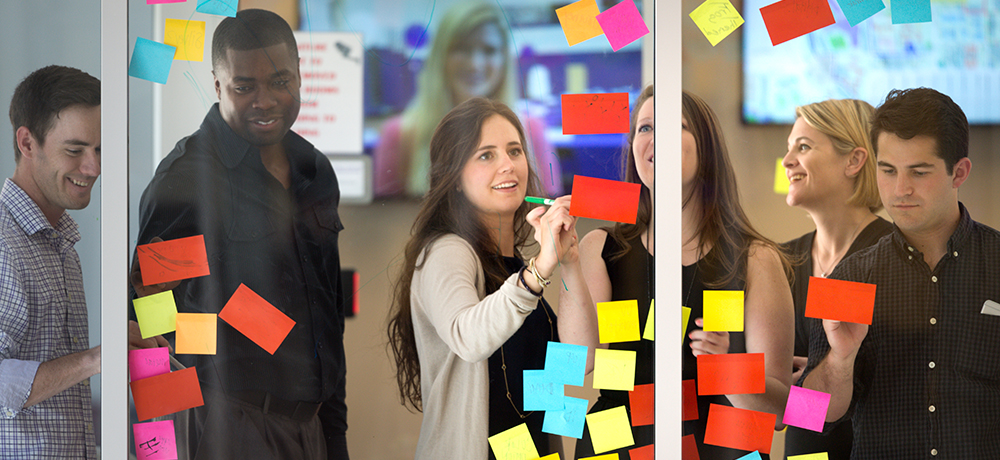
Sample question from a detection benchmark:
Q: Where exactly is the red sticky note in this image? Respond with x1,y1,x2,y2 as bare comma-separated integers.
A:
703,404,777,454
697,353,765,395
629,383,654,426
570,175,641,224
759,0,836,46
682,379,699,421
804,276,876,324
629,444,654,460
218,284,296,355
682,434,700,460
136,235,210,286
129,367,204,421
561,93,630,135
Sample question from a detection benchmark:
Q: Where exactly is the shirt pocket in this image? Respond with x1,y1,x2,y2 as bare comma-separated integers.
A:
314,204,344,233
951,308,1000,381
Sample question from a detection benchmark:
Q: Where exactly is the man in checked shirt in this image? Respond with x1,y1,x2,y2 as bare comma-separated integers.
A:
0,65,101,459
800,87,1000,458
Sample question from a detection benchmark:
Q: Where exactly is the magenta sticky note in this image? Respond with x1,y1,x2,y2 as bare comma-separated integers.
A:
128,347,171,382
595,0,650,52
133,420,178,460
782,385,831,432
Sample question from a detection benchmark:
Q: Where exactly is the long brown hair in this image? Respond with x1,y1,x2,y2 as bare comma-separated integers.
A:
607,85,654,260
387,98,542,411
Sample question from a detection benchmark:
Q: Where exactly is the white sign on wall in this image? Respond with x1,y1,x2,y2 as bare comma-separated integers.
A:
292,31,364,154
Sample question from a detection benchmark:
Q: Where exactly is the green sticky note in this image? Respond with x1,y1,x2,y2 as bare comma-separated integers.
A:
788,454,829,460
133,291,177,339
681,305,691,344
593,348,636,391
555,0,604,46
703,290,744,332
774,157,790,194
689,0,745,46
488,423,539,460
585,406,636,454
643,299,655,341
598,300,641,343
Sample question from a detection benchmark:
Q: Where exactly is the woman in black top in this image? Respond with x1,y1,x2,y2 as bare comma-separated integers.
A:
781,99,893,459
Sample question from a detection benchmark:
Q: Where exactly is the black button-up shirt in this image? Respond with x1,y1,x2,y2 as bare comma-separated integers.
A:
803,203,1000,458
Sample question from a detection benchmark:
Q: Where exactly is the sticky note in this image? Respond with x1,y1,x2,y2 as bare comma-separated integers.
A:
774,157,790,194
836,0,884,26
219,284,296,355
488,423,539,460
629,383,654,426
128,347,171,382
580,455,619,460
133,420,177,460
682,434,700,460
890,0,931,24
682,379,699,421
703,404,777,454
133,291,177,339
598,300,641,343
561,93,630,135
697,353,766,395
782,385,831,432
555,0,604,46
130,367,205,421
593,348,636,391
643,300,654,341
542,396,589,438
538,454,562,460
703,290,744,332
759,0,836,46
585,406,635,454
523,369,564,411
681,305,690,344
595,0,649,51
164,19,206,62
788,453,829,460
629,444,654,460
569,175,641,224
136,235,210,286
804,276,876,324
129,37,176,85
196,0,238,17
738,452,764,460
544,341,588,386
689,0,745,46
175,313,217,355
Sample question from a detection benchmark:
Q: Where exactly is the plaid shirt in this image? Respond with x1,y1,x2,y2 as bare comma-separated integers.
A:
0,179,96,459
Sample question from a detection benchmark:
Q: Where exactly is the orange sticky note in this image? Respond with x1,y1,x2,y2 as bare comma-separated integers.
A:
682,434,700,460
561,93,631,135
804,276,876,325
136,235,210,286
682,379,699,421
760,0,836,46
555,0,604,46
163,18,206,61
175,313,217,355
697,353,765,395
629,444,654,460
703,404,777,454
598,300,641,343
629,383,654,426
129,367,204,421
218,284,296,355
570,175,641,224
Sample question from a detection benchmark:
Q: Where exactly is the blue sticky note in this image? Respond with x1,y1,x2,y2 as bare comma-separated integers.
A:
737,452,763,460
836,0,884,26
542,396,589,439
128,38,176,85
523,370,564,411
890,0,931,24
543,341,587,387
196,0,238,17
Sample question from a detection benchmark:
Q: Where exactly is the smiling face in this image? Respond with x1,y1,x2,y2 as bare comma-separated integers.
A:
783,117,854,209
445,22,506,103
632,96,654,189
459,114,529,225
214,43,301,146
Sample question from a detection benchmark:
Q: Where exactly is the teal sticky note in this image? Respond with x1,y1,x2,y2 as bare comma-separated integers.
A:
891,0,931,24
523,370,564,411
737,452,763,460
543,341,587,387
128,38,175,85
836,0,884,26
196,0,238,17
542,396,588,439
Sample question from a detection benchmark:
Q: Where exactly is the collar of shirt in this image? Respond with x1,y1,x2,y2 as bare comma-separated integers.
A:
889,202,972,263
1,179,80,247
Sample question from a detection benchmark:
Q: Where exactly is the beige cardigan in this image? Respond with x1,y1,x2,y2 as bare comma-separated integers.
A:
411,234,540,459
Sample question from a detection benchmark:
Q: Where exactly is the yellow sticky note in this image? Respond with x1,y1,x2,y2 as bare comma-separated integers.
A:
579,455,618,460
598,300,641,343
703,290,744,332
689,0,745,47
774,157,790,194
175,313,217,355
789,454,829,460
681,305,691,344
642,299,655,341
556,0,604,46
133,291,177,339
537,454,561,460
585,406,635,454
487,423,539,460
164,18,206,62
593,348,636,391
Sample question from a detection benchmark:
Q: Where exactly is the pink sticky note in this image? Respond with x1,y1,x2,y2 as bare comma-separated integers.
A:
133,420,177,460
595,0,650,52
782,385,831,432
128,347,171,382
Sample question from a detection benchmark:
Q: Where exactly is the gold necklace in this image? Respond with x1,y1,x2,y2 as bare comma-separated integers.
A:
499,298,555,419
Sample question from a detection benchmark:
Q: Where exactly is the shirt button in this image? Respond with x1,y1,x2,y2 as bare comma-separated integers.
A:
4,409,14,417
83,379,90,386
931,448,938,456
931,276,938,282
86,423,93,432
908,246,914,252
908,255,913,260
953,251,958,257
929,405,936,412
929,361,936,369
930,317,937,325
72,337,79,343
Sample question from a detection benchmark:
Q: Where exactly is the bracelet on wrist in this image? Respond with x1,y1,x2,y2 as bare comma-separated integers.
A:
518,266,543,297
528,257,552,288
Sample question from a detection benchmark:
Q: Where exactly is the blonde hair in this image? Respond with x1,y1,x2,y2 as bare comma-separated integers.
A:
795,99,882,212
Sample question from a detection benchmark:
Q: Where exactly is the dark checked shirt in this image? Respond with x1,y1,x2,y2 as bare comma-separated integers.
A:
0,180,96,459
803,203,1000,459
